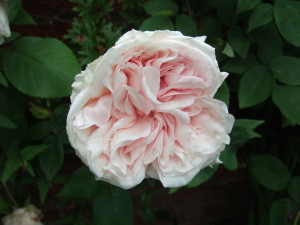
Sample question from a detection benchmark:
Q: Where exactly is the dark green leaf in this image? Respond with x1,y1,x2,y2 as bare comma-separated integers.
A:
223,54,258,74
28,121,52,141
270,56,300,86
37,178,50,203
234,119,264,139
175,15,197,36
228,27,251,58
222,42,234,58
143,0,178,17
249,23,282,48
257,44,282,64
220,146,238,171
269,199,287,225
216,0,237,26
3,37,81,98
58,166,103,200
1,157,21,183
140,16,174,31
93,185,133,225
274,0,300,47
20,144,47,161
0,72,8,87
0,195,10,214
38,135,64,180
272,84,300,124
287,176,300,202
236,0,261,15
0,114,17,129
214,81,229,106
12,7,36,25
239,66,274,108
7,0,21,22
187,165,218,188
248,3,273,32
198,16,222,38
230,126,250,147
52,104,69,144
250,155,291,191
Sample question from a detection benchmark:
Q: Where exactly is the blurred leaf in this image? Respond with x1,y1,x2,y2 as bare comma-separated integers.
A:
52,104,69,144
38,135,64,180
198,16,222,38
20,144,47,161
187,165,219,188
58,166,103,200
223,54,258,74
236,0,261,15
274,0,300,47
220,146,238,171
288,177,300,202
272,84,300,124
37,178,50,203
269,199,287,225
175,15,197,36
1,156,21,183
288,138,300,161
140,16,174,31
29,105,51,120
230,126,250,147
216,0,237,26
92,185,133,225
234,119,264,139
249,23,282,48
28,121,52,141
228,27,251,58
239,66,274,108
3,37,81,98
248,3,273,32
143,0,178,17
7,0,21,22
0,114,17,129
257,44,282,64
222,42,235,58
214,81,229,106
250,155,291,191
0,195,9,214
0,72,8,87
12,7,36,25
270,56,300,86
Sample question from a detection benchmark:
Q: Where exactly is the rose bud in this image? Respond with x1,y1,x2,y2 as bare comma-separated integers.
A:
67,30,235,189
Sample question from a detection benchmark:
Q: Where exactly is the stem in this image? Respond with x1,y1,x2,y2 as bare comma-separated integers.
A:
1,182,18,208
185,0,193,19
294,210,300,225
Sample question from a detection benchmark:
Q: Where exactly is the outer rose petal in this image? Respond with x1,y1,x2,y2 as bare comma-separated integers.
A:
67,29,235,189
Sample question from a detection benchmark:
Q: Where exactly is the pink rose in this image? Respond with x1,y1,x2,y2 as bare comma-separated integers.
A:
67,30,234,189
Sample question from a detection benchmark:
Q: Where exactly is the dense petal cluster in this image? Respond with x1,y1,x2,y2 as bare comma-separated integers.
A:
67,30,234,189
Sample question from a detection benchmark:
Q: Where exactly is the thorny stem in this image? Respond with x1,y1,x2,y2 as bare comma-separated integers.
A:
1,182,18,208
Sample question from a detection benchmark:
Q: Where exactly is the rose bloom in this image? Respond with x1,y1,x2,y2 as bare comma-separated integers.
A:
0,2,11,45
67,30,234,189
2,205,43,225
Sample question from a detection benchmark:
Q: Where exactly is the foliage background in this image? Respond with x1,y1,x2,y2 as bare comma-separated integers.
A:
0,0,300,224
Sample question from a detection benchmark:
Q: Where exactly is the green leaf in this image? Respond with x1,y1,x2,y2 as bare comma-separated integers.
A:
274,0,300,47
58,166,103,200
0,72,8,87
228,27,251,58
239,66,274,108
270,56,300,86
12,7,36,25
0,195,10,214
249,23,282,48
250,154,291,191
175,15,197,36
216,0,237,26
143,0,178,17
272,84,300,124
222,42,235,58
269,199,288,225
37,178,50,203
7,0,21,22
3,37,81,98
234,119,264,139
140,16,174,31
198,16,222,38
248,3,273,32
236,0,261,15
38,135,64,180
287,176,300,202
1,157,21,183
0,114,17,129
220,146,238,171
28,121,52,141
20,144,47,161
223,54,258,74
214,81,229,106
93,185,133,225
230,126,250,147
187,165,218,188
257,44,282,64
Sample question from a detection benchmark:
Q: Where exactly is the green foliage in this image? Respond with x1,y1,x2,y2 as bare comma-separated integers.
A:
143,0,178,17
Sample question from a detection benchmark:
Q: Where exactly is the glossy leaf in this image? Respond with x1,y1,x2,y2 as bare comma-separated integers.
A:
272,84,300,124
248,3,273,32
93,185,133,225
3,37,81,98
250,155,291,191
270,56,300,86
239,66,274,108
